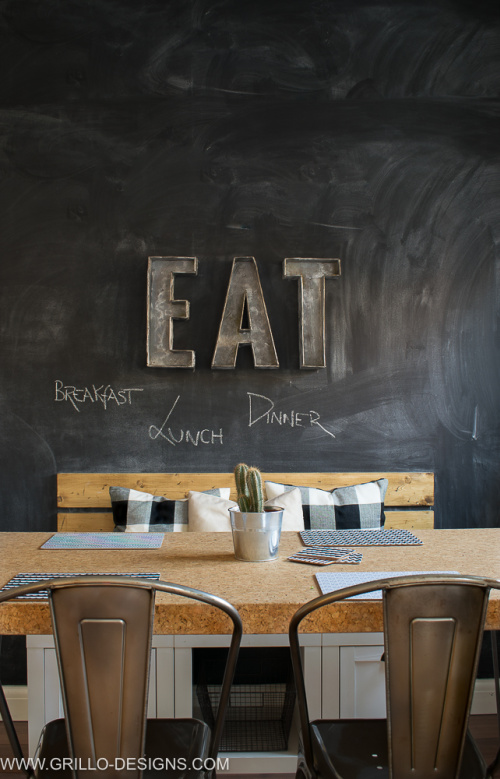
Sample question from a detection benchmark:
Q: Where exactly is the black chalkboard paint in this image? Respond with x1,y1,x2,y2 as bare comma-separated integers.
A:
0,0,498,540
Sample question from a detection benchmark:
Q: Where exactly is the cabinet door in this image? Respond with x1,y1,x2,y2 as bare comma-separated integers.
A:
339,645,386,718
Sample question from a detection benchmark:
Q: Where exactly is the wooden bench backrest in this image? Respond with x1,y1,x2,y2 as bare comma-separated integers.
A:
57,472,434,532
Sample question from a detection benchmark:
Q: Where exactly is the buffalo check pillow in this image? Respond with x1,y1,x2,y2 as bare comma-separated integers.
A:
265,478,388,530
110,486,230,532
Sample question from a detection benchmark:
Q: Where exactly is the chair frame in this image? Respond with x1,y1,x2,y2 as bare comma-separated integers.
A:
0,576,242,776
289,573,500,779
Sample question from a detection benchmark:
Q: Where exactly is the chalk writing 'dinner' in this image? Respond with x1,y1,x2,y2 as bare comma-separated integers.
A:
248,392,335,438
54,380,143,411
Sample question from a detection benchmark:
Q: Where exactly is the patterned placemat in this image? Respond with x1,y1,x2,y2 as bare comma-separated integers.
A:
316,570,458,598
41,533,164,549
0,572,161,599
288,547,363,566
300,528,422,547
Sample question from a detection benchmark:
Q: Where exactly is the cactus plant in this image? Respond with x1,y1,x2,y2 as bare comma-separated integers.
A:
247,467,265,513
234,462,250,511
234,463,265,512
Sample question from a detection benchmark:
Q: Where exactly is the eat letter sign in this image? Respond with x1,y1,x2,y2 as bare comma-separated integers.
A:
147,256,340,369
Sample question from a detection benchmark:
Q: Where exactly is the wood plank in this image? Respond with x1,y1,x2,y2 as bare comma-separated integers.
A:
58,510,434,532
264,473,434,506
468,715,500,771
384,511,434,530
57,513,115,532
57,473,232,506
57,472,434,508
0,720,28,777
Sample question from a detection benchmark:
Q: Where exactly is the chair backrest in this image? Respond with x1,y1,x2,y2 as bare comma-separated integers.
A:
289,574,500,779
0,577,242,778
50,582,155,771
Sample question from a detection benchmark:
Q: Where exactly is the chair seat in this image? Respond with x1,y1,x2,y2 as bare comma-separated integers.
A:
35,717,212,778
144,719,211,778
308,719,486,779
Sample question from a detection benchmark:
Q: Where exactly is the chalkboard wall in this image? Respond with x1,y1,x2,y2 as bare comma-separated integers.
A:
0,0,499,533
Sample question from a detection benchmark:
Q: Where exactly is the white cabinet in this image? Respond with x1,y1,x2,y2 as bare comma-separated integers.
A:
321,632,386,719
339,644,386,718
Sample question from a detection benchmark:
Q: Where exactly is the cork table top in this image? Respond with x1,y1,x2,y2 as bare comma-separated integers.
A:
0,530,499,635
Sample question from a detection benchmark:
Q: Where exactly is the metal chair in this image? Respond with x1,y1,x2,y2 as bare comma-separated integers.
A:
289,574,500,779
0,576,242,778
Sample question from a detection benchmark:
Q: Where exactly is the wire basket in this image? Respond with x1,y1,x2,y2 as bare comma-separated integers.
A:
195,648,296,752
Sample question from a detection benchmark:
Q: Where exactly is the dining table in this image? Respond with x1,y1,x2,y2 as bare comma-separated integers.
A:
1,529,499,634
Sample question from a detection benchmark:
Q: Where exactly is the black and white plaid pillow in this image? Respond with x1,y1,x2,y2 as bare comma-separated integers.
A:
265,479,388,530
110,486,230,533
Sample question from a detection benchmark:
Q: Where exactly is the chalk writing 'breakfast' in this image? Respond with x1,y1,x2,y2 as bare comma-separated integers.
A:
54,380,143,411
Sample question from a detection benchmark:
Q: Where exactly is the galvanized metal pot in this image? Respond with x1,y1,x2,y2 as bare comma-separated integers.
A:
229,507,283,562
